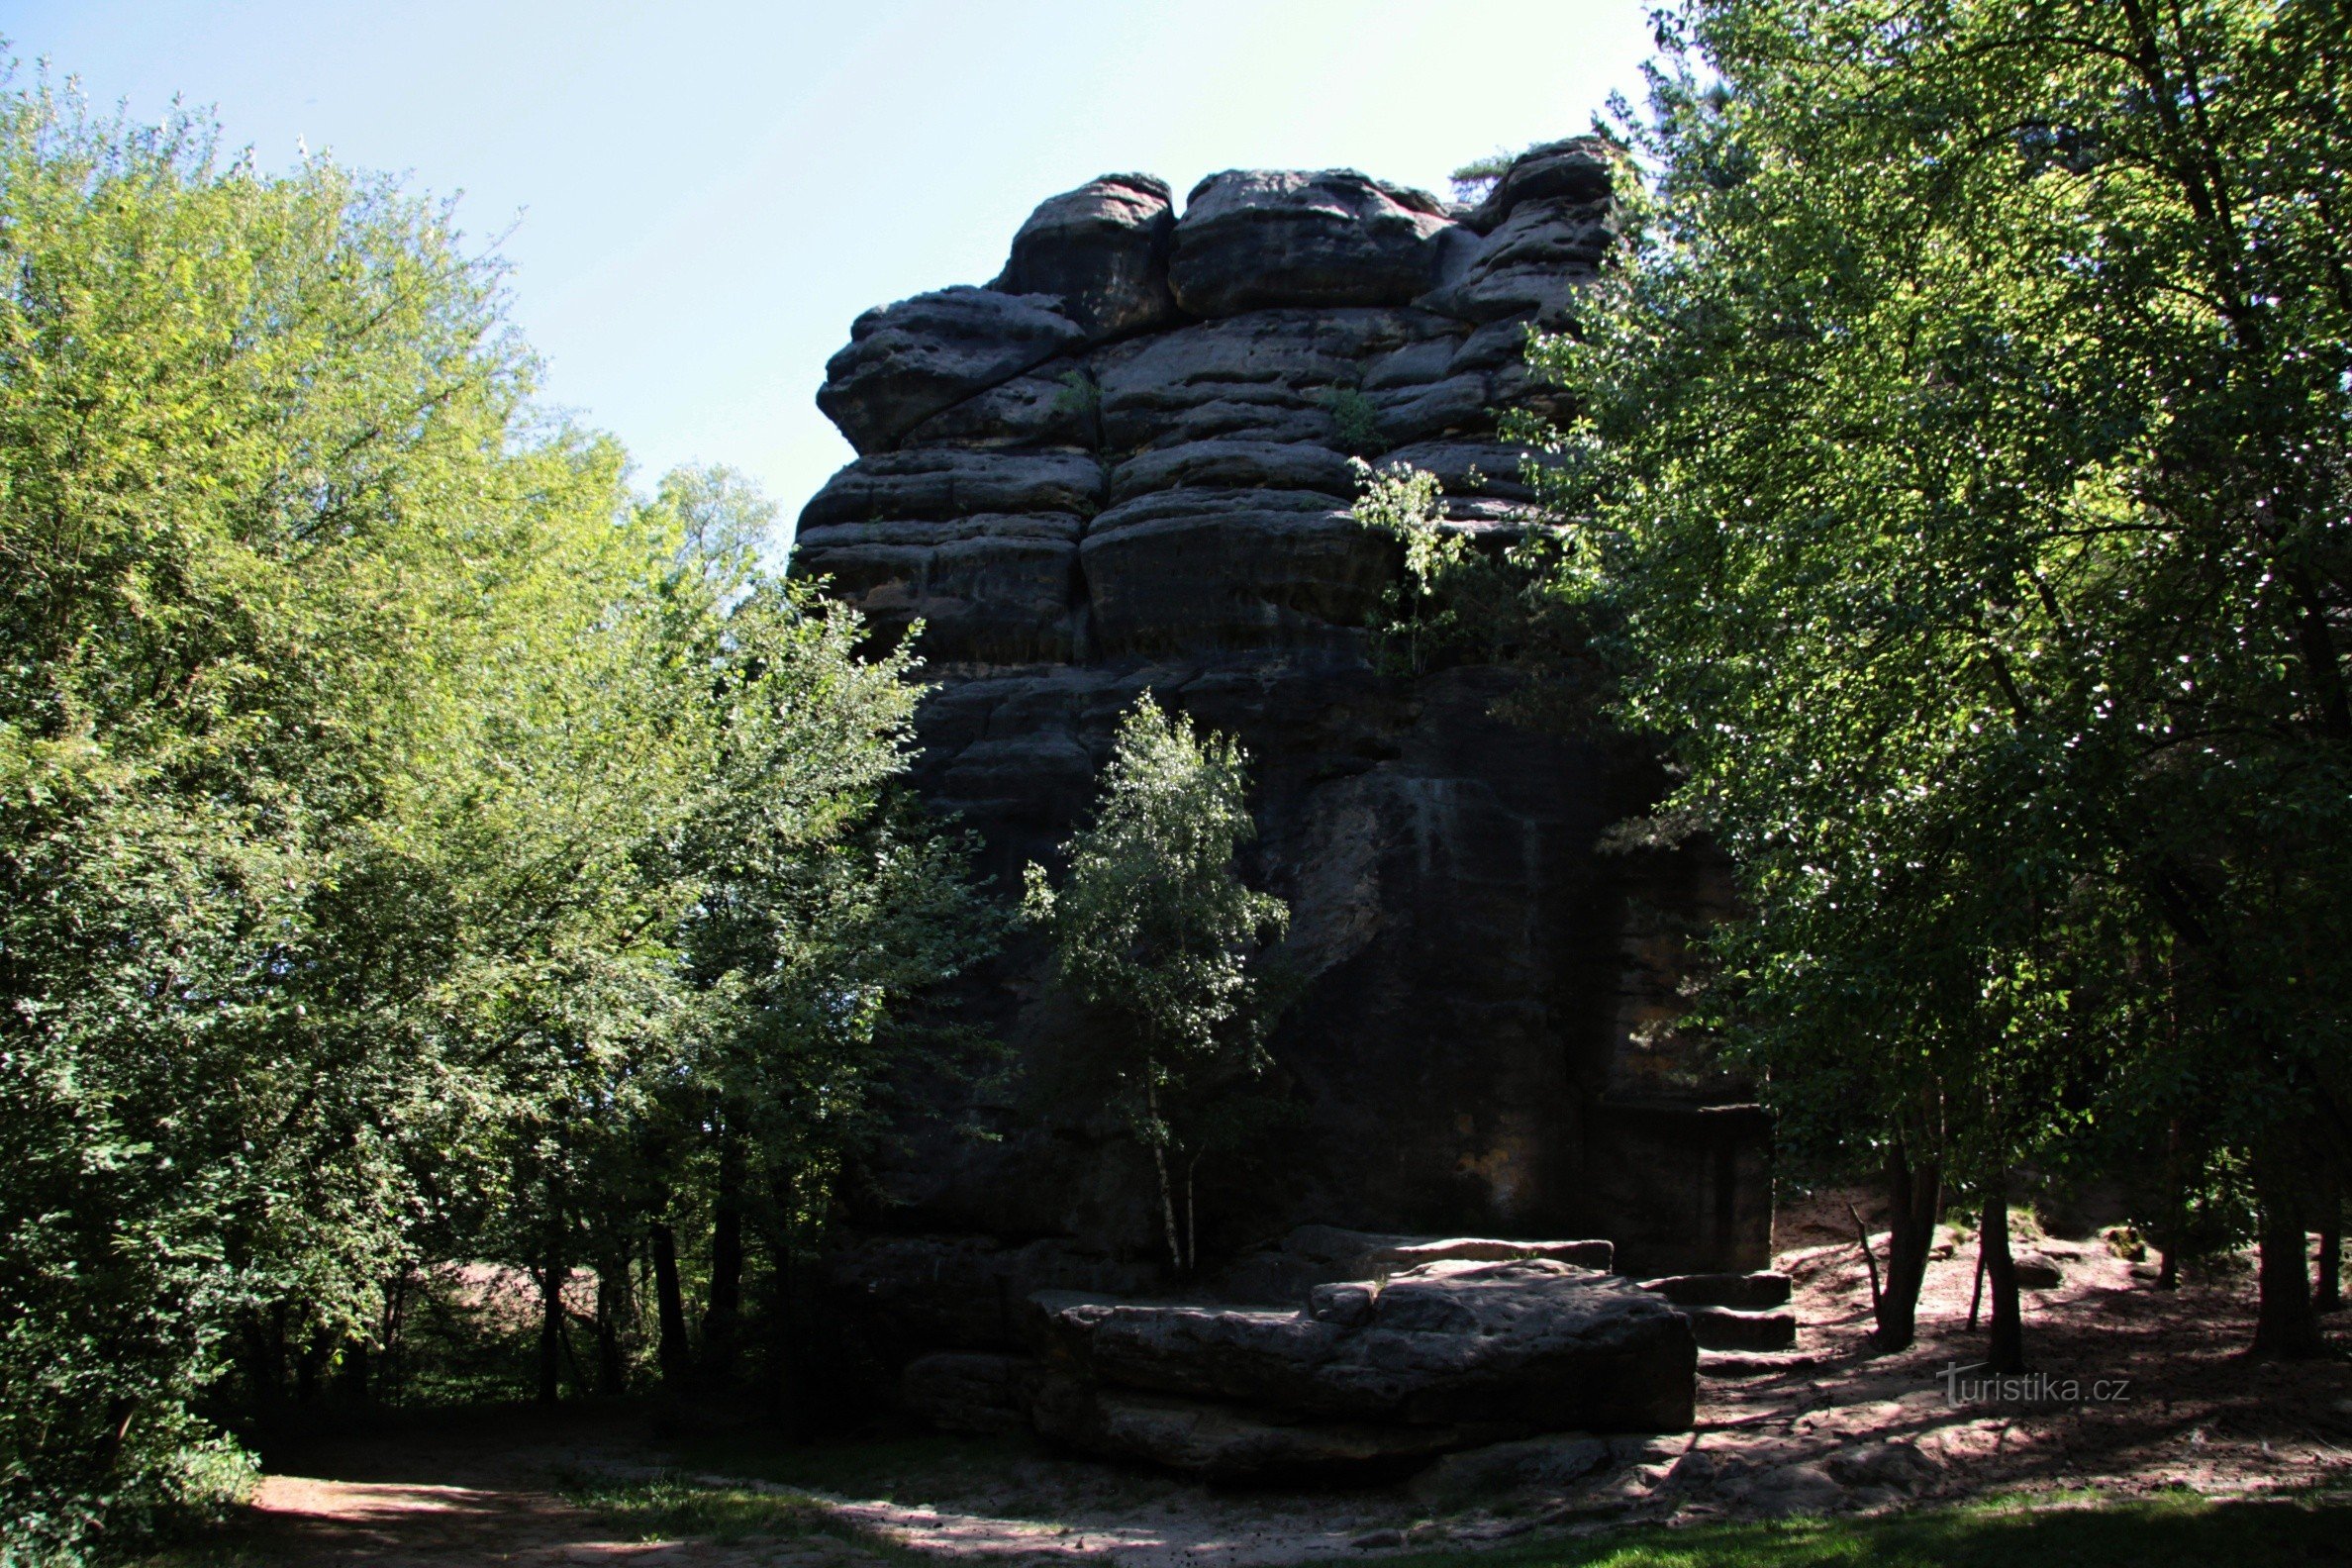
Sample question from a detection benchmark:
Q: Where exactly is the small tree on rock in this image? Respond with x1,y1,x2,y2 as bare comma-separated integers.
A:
1024,695,1290,1277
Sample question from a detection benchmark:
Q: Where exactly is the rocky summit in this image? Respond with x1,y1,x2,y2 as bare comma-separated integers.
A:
793,139,1774,1376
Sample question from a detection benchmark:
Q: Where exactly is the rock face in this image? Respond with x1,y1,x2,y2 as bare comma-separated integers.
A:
794,138,1772,1365
1032,1259,1697,1478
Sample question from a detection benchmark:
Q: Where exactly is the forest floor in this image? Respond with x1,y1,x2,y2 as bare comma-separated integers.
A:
149,1225,2352,1567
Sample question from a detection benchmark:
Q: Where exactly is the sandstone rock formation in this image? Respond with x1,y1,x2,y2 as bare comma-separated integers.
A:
1030,1258,1697,1478
793,138,1773,1365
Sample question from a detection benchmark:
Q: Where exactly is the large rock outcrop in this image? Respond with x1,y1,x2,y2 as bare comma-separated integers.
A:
1031,1258,1697,1478
792,138,1772,1368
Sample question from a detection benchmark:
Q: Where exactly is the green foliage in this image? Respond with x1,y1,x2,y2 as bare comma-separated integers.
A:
1321,385,1384,454
1023,695,1289,1273
1528,0,2352,1317
1385,1493,2352,1567
0,71,990,1560
1449,145,1531,203
556,1471,830,1545
1353,461,1511,676
1349,460,1608,731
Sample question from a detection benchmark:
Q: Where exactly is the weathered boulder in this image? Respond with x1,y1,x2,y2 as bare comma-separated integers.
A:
1640,1272,1793,1310
1362,1236,1615,1274
1681,1305,1797,1352
1421,197,1613,326
1040,1259,1696,1432
2014,1253,2065,1290
1031,1381,1488,1480
1463,138,1618,231
1169,170,1455,317
993,174,1180,341
818,287,1087,453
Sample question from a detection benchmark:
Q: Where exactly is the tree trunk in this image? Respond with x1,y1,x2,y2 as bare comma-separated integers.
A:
703,1130,744,1382
1871,1139,1943,1350
1146,1080,1184,1276
380,1270,411,1404
1981,1170,2024,1373
1184,1155,1199,1278
2154,1118,2184,1290
595,1253,629,1396
2316,1173,2343,1314
649,1219,689,1383
2252,1157,2323,1357
338,1336,371,1405
538,1246,567,1403
769,1201,804,1433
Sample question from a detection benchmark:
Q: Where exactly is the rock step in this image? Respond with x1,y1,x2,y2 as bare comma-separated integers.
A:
1685,1305,1797,1351
1365,1236,1614,1273
1698,1348,1826,1378
1639,1271,1791,1310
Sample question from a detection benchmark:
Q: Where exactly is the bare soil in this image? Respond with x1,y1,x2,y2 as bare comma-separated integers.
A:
209,1229,2352,1566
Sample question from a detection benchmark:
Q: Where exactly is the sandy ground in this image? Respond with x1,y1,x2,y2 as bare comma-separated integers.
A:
229,1230,2352,1566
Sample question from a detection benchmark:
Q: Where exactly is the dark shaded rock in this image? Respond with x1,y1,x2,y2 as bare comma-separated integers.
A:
994,174,1180,341
2014,1253,2065,1290
799,447,1104,529
1378,439,1553,505
900,1351,1040,1434
1040,1259,1696,1431
1079,489,1397,656
1032,1379,1484,1480
1365,373,1495,446
1448,316,1537,373
1214,1225,1426,1307
1171,170,1455,317
1640,1272,1793,1310
1697,1348,1826,1378
1464,139,1618,231
790,513,1083,664
1108,439,1357,503
1681,1306,1796,1351
818,287,1087,453
820,1233,1157,1357
898,360,1100,451
1409,1432,1610,1507
1421,198,1614,327
1093,307,1463,451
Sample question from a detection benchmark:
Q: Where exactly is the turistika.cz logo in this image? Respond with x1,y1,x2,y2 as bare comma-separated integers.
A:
1939,1362,2133,1407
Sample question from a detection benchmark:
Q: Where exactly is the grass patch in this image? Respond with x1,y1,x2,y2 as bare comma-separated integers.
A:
1395,1492,2352,1567
555,1470,835,1544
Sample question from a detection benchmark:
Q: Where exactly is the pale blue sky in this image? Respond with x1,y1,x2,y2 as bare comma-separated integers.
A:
4,1,1656,534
